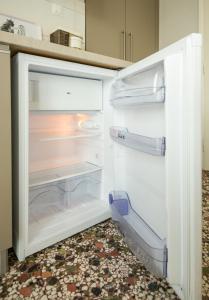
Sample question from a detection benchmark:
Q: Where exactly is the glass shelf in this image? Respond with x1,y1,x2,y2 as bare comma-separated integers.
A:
30,130,101,142
29,162,102,187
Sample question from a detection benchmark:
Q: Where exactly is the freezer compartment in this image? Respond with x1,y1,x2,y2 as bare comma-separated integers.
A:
109,191,167,278
110,126,166,156
110,62,165,106
29,165,102,243
29,72,102,111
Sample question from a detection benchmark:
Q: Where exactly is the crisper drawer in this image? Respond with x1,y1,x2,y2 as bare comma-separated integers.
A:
29,164,102,243
29,72,102,110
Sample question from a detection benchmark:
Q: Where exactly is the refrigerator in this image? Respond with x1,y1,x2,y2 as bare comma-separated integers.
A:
12,34,202,300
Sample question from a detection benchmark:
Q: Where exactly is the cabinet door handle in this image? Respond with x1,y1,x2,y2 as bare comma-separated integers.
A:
121,30,126,60
129,32,133,61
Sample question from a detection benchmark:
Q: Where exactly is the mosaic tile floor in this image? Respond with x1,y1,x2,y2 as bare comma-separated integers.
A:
202,171,209,299
0,172,208,300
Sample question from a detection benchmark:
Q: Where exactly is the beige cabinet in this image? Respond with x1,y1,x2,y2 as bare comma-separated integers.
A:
85,0,159,62
0,44,12,274
85,0,126,59
125,0,159,61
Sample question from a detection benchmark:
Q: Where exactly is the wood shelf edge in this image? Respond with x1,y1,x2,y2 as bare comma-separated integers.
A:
0,31,131,69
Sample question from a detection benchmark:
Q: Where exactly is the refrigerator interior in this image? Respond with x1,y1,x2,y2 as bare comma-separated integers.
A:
28,110,105,246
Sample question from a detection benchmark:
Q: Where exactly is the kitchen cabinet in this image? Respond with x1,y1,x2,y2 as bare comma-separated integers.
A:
0,44,12,274
85,0,126,60
125,0,159,62
85,0,159,62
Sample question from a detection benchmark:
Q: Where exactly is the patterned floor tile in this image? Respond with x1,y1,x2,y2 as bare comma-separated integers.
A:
202,171,209,299
1,172,208,299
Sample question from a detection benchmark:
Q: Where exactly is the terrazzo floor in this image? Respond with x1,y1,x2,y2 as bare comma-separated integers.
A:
0,171,208,300
202,171,209,299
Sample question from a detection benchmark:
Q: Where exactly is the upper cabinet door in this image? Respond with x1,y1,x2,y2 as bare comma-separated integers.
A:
85,0,126,59
125,0,159,62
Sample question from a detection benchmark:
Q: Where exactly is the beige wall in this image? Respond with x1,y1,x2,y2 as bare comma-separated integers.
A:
159,0,209,171
159,0,199,49
0,0,85,42
201,0,209,170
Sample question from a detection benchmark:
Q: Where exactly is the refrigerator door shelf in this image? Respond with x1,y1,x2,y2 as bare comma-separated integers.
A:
29,162,102,188
110,126,166,156
110,62,165,107
109,191,167,278
110,86,165,107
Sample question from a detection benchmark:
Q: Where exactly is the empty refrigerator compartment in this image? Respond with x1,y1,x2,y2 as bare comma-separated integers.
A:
30,113,102,142
29,112,104,172
110,126,166,156
109,191,167,278
110,62,165,106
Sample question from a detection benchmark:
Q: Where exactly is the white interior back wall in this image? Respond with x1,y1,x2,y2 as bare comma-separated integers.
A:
0,0,85,44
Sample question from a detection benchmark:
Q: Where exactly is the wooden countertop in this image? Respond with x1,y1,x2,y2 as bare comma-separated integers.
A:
0,31,131,70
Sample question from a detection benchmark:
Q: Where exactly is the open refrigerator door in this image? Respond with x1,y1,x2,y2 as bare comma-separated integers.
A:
108,34,202,300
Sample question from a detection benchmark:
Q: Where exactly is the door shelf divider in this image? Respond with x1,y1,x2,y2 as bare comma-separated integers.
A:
110,126,166,156
109,191,167,278
29,162,102,188
110,86,165,107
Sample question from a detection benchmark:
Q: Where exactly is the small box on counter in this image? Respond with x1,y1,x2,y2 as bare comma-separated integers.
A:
50,29,69,46
69,35,83,49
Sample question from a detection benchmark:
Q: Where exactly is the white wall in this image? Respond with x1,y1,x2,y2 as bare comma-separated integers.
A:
159,0,199,49
0,0,85,42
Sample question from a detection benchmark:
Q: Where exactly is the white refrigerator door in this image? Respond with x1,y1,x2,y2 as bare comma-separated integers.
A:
110,34,202,300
